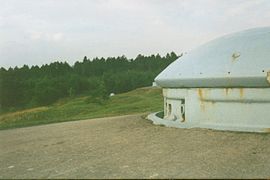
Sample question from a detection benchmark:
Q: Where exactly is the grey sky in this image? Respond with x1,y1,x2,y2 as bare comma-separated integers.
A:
0,0,270,68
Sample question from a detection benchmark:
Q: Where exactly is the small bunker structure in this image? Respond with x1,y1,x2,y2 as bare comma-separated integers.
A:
148,27,270,132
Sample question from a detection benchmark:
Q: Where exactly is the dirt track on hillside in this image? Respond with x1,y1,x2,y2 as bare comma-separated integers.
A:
0,114,270,179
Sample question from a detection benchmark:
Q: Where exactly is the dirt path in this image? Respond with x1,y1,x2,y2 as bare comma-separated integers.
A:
0,114,270,179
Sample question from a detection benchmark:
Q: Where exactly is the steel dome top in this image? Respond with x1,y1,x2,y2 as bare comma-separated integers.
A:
155,27,270,88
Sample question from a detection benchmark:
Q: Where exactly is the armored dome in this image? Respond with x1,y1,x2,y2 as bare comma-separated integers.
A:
155,27,270,88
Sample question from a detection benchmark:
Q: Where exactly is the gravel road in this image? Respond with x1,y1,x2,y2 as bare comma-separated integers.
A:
0,114,270,178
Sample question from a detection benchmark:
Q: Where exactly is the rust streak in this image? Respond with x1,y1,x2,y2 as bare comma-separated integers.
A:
267,71,270,84
198,88,203,100
198,88,205,112
239,88,244,98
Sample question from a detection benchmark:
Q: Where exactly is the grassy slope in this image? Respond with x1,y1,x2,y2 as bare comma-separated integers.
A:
0,87,163,130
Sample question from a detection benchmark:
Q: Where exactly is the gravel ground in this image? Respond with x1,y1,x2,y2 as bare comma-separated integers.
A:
0,114,270,179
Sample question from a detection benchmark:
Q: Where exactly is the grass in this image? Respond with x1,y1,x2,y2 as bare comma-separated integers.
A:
0,87,163,130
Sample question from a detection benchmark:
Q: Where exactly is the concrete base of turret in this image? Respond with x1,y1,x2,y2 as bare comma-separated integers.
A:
148,88,270,133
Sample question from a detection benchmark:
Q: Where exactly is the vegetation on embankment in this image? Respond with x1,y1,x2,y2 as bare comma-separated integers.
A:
0,87,163,130
0,52,179,112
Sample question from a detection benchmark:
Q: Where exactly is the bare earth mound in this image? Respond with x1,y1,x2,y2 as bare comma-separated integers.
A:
0,114,270,179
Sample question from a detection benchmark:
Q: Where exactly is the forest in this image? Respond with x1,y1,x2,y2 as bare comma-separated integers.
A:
0,52,180,111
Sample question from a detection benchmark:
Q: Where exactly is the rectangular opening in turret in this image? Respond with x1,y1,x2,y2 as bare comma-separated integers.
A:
180,99,185,122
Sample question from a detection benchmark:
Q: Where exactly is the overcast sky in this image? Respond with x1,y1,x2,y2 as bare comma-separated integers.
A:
0,0,270,68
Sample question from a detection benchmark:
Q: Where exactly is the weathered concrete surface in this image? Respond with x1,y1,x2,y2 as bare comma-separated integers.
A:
0,114,270,179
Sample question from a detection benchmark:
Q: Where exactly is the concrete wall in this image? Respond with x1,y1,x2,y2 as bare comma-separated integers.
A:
159,88,270,132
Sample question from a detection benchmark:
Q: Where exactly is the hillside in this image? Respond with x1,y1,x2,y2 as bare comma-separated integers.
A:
0,87,162,130
0,53,178,111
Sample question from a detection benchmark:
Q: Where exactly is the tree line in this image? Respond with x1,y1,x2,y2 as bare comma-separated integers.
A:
0,52,180,111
